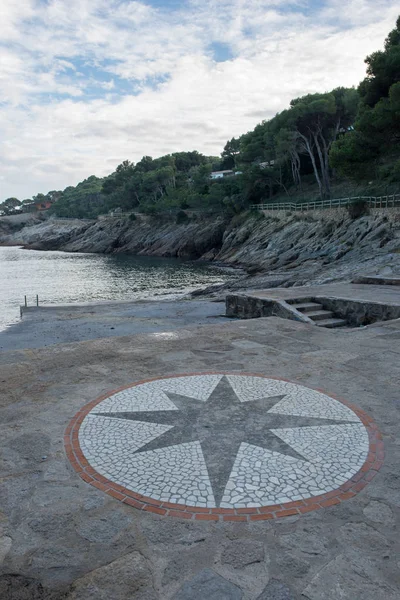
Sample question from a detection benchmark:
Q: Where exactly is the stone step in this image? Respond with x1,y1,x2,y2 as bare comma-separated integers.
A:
316,318,348,328
305,310,334,321
286,297,314,304
291,302,322,312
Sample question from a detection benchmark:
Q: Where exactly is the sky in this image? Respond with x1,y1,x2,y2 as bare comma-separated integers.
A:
0,0,399,200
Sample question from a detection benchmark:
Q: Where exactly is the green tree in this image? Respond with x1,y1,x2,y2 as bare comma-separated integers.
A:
286,90,358,198
331,16,400,181
239,125,269,165
32,193,47,204
0,197,21,214
49,176,105,218
221,137,241,169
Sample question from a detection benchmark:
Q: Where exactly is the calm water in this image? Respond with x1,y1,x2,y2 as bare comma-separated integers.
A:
0,247,234,331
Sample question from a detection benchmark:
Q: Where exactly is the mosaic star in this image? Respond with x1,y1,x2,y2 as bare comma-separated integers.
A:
95,376,353,505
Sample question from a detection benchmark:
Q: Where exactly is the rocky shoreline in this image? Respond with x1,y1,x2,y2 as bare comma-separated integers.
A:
1,208,400,294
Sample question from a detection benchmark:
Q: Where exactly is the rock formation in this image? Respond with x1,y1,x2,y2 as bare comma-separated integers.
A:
1,209,399,288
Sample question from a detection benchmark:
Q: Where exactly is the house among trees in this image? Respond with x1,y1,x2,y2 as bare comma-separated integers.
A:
108,207,123,216
210,169,235,179
23,199,52,212
210,170,243,179
22,193,60,213
34,199,53,211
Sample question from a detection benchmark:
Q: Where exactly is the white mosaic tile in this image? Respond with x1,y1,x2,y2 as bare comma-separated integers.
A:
227,375,359,422
156,374,224,400
78,374,371,509
97,375,224,413
221,425,368,508
268,389,360,422
118,442,215,506
221,444,311,507
79,414,173,456
226,375,293,402
271,423,369,467
81,417,216,506
96,385,178,413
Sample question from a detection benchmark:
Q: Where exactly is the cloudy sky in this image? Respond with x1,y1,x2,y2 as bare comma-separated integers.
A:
0,0,398,200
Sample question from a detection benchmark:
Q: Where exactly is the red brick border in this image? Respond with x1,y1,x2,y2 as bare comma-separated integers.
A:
64,372,384,521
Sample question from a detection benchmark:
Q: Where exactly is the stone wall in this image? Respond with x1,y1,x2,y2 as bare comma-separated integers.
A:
226,292,400,328
225,294,313,324
319,297,400,326
260,208,349,222
352,275,400,286
260,206,400,223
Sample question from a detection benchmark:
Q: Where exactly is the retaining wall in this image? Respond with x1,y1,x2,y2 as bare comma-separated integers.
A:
226,292,400,327
225,294,314,324
260,206,400,223
318,297,400,326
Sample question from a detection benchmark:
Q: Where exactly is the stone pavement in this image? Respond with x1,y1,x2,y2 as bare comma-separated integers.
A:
0,300,229,351
240,282,400,305
1,316,399,599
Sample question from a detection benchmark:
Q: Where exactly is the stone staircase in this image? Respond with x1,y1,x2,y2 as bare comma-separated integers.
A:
287,299,347,328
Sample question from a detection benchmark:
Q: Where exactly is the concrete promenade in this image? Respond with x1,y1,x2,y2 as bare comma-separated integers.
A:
0,299,229,351
237,282,400,304
0,314,399,599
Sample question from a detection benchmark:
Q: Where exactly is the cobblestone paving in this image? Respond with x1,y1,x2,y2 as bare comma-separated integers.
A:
74,373,373,514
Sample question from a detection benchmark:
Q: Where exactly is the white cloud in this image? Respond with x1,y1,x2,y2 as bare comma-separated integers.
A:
0,0,398,199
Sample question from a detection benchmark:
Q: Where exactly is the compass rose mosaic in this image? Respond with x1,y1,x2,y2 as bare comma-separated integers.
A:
65,373,384,521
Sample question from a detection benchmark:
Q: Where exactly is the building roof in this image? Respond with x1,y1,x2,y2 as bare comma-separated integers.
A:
211,170,234,175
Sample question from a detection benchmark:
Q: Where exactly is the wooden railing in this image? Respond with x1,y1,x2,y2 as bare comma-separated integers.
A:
250,195,400,212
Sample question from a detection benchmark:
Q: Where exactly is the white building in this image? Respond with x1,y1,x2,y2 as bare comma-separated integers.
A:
210,170,234,179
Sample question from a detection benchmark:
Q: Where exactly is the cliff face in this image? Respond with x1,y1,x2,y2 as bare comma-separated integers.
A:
1,209,400,285
0,213,39,242
0,215,227,259
65,216,226,258
215,209,400,285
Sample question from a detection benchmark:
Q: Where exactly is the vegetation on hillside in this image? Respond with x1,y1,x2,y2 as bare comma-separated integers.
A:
47,176,105,218
330,16,400,183
1,16,399,219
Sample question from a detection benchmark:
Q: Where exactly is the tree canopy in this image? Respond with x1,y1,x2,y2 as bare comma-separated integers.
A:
0,197,21,215
47,176,105,218
330,16,400,181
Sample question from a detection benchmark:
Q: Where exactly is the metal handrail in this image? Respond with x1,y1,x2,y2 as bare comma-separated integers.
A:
250,195,400,212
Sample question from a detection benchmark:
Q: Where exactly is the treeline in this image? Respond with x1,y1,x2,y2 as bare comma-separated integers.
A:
330,17,400,182
2,16,399,219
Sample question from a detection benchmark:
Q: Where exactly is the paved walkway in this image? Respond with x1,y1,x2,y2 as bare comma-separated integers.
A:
1,316,399,599
0,300,228,351
243,282,400,305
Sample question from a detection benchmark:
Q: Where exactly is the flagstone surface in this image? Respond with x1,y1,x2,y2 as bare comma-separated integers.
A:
0,314,397,600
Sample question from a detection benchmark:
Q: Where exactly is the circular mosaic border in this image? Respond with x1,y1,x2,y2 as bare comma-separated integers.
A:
64,372,384,521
